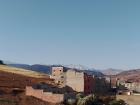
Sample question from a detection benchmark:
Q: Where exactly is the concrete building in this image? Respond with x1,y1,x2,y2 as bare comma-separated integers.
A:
51,67,67,87
51,66,111,95
66,70,95,94
51,67,96,95
94,77,110,94
66,70,85,93
124,82,140,93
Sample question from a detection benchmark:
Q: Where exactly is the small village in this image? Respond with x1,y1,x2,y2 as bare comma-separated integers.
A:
25,66,140,105
1,1,140,105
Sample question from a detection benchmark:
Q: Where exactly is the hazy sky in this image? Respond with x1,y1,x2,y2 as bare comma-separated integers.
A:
0,0,140,69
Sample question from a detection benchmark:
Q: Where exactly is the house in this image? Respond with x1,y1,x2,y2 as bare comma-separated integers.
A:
117,80,140,94
124,82,140,93
66,70,95,94
51,67,67,87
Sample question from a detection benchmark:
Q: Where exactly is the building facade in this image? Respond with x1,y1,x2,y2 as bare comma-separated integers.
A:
66,70,85,93
51,67,96,94
51,66,111,95
51,67,67,87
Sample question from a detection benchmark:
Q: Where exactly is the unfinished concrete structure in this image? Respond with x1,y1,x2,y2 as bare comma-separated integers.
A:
66,70,85,93
51,66,111,95
51,67,96,94
66,70,95,94
51,67,67,87
124,82,140,92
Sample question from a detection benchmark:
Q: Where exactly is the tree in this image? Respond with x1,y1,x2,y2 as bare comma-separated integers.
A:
77,94,97,105
109,99,126,105
76,93,84,99
0,60,4,65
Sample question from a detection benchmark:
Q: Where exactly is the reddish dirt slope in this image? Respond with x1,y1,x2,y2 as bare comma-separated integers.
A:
117,69,140,82
0,65,55,105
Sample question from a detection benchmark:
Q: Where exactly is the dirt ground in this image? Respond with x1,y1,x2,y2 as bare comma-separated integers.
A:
0,70,55,105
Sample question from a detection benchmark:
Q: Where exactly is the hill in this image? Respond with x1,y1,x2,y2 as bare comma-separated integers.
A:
8,63,104,76
0,65,53,88
0,65,49,78
8,64,51,74
0,65,55,105
101,68,123,75
117,69,140,82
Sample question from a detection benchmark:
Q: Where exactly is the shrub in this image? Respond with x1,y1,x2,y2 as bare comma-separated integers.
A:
109,99,126,105
0,60,4,65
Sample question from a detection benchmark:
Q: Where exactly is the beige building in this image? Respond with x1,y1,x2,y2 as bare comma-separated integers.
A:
66,70,85,92
51,67,96,94
51,66,111,95
51,67,67,87
124,82,140,92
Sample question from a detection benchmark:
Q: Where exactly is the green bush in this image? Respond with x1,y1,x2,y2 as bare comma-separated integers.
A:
77,94,95,105
109,99,126,105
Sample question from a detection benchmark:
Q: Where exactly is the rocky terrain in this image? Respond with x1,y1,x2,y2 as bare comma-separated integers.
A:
116,69,140,82
101,68,123,75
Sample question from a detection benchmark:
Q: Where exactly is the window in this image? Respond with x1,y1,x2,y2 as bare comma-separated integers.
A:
61,76,64,78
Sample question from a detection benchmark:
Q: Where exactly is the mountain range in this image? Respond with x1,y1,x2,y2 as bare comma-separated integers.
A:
2,60,140,82
116,69,140,82
6,63,104,76
101,68,123,75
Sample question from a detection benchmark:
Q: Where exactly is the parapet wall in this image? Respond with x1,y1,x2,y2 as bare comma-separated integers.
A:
26,86,64,104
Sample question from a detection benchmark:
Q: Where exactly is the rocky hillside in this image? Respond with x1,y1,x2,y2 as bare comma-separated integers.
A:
116,69,140,82
101,68,123,75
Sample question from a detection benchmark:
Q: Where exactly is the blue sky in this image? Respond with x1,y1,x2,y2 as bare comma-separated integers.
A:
0,0,140,69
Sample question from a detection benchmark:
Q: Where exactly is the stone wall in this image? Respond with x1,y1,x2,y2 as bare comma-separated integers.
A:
116,95,140,105
26,86,64,104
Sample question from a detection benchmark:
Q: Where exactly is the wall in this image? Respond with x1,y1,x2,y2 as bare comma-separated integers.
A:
66,70,84,92
26,86,64,104
51,67,66,87
84,74,95,94
116,95,140,105
93,77,110,94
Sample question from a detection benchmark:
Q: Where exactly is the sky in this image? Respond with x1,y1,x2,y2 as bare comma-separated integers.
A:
0,0,140,70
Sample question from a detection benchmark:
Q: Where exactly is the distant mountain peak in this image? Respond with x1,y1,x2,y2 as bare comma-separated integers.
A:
101,68,123,75
64,64,89,70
